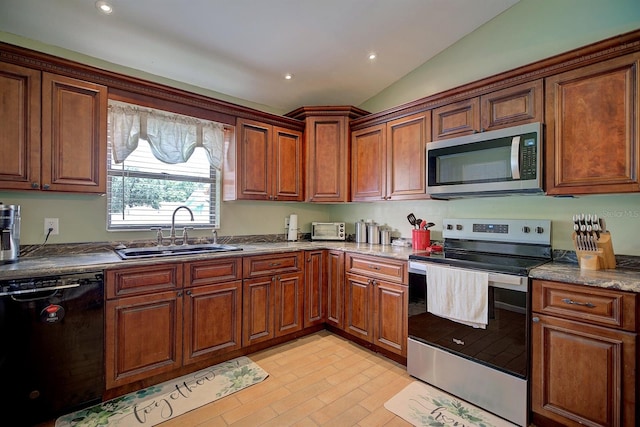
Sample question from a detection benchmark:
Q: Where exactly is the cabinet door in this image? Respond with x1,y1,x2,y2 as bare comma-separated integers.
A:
326,250,345,329
386,112,431,200
305,116,350,202
531,314,636,427
545,52,640,195
481,79,543,131
432,97,480,140
183,281,242,365
41,72,107,193
344,273,372,341
304,250,326,327
105,290,183,389
242,276,275,345
351,124,386,201
372,279,407,356
274,271,304,337
0,62,41,190
236,118,271,200
273,126,303,201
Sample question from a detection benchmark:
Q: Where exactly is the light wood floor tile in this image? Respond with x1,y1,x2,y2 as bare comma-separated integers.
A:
43,331,417,427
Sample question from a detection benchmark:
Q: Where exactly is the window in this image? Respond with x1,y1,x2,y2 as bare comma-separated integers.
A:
107,101,230,231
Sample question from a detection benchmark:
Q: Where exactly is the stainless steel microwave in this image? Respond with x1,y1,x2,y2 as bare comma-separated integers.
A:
426,122,543,199
311,222,346,241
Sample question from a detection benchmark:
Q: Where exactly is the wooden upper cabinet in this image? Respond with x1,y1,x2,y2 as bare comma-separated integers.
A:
351,124,386,201
229,118,303,201
386,112,431,200
273,126,303,201
42,72,107,193
433,79,542,140
545,53,640,195
432,97,480,140
305,115,350,202
352,111,430,201
480,79,543,131
285,106,369,203
0,62,41,190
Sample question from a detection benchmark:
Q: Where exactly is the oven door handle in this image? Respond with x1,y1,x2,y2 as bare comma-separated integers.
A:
409,261,527,288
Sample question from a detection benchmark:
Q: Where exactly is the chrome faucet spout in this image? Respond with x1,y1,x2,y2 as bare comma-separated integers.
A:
170,206,194,245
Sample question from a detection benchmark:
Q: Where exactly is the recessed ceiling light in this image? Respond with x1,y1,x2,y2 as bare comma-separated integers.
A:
368,52,377,60
284,73,293,80
95,1,113,14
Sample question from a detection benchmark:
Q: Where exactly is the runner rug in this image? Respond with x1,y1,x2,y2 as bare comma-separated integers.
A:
56,356,268,427
384,381,517,427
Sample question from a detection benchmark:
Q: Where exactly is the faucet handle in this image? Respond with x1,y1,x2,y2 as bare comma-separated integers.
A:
212,229,218,244
181,226,194,245
151,227,165,245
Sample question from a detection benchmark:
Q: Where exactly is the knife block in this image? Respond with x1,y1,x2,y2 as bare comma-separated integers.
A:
572,231,616,270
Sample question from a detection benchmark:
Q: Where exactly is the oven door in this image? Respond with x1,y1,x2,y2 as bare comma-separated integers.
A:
407,261,530,426
408,261,530,378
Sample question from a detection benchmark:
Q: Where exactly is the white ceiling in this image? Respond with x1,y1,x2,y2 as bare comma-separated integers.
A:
0,0,519,113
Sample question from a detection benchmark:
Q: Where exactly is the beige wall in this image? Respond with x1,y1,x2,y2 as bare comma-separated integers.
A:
2,0,640,256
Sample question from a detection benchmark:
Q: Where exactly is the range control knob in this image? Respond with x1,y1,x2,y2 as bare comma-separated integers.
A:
446,224,454,230
535,226,544,234
456,224,463,231
522,226,531,233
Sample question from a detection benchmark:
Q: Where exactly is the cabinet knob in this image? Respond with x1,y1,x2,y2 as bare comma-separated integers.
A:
177,291,183,297
186,290,192,296
31,182,39,189
532,316,540,323
42,184,50,190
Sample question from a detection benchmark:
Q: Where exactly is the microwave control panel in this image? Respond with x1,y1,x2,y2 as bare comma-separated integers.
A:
520,135,537,179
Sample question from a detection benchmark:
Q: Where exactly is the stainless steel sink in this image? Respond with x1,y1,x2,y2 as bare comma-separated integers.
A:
114,243,242,259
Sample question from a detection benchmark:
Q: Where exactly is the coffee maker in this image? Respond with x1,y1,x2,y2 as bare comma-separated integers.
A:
0,203,21,264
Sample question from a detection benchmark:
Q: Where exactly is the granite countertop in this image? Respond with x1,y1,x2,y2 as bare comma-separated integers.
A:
2,240,639,293
0,241,417,280
529,262,640,293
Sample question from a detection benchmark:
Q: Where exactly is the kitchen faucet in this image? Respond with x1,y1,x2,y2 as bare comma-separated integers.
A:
152,205,194,246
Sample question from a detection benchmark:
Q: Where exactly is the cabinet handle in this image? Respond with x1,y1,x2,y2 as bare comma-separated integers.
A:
269,262,281,267
561,298,595,308
532,316,540,323
368,265,381,270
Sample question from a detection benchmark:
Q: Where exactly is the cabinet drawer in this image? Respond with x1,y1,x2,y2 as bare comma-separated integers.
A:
185,257,242,287
106,263,182,299
243,252,303,278
345,253,406,284
532,279,637,331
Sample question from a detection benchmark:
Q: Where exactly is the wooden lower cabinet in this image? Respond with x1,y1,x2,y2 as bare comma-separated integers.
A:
105,290,183,389
183,281,242,365
105,258,242,389
344,253,408,357
242,252,304,346
304,250,327,327
531,279,637,427
326,250,345,329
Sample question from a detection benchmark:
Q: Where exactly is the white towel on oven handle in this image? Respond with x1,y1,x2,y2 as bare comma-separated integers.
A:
426,264,489,329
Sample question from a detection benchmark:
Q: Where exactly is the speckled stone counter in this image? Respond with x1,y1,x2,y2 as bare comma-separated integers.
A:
530,262,640,293
3,239,640,294
0,240,418,280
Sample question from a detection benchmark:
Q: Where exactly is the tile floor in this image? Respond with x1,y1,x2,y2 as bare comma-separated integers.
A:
42,331,414,426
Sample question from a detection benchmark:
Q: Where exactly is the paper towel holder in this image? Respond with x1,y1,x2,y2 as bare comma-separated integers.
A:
287,214,298,242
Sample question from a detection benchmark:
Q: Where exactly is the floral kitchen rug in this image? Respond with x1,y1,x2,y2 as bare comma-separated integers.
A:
384,381,517,427
56,356,268,427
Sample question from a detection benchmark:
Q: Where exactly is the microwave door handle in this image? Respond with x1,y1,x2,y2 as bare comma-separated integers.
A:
510,136,521,180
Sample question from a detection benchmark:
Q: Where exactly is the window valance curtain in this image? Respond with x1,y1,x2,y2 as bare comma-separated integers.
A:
108,100,225,170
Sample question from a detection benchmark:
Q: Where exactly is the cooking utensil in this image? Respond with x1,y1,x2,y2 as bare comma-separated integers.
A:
415,218,422,229
407,213,416,228
424,222,435,230
420,220,427,230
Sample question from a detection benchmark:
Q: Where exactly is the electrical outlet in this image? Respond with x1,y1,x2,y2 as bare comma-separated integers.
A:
285,217,290,229
44,218,59,235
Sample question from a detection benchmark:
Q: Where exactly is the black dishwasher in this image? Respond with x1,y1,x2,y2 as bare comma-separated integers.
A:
0,271,105,426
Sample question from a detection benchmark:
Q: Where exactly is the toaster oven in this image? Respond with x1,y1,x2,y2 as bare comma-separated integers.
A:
311,222,345,241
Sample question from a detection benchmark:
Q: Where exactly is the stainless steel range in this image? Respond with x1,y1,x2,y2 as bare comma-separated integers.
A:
407,218,552,427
